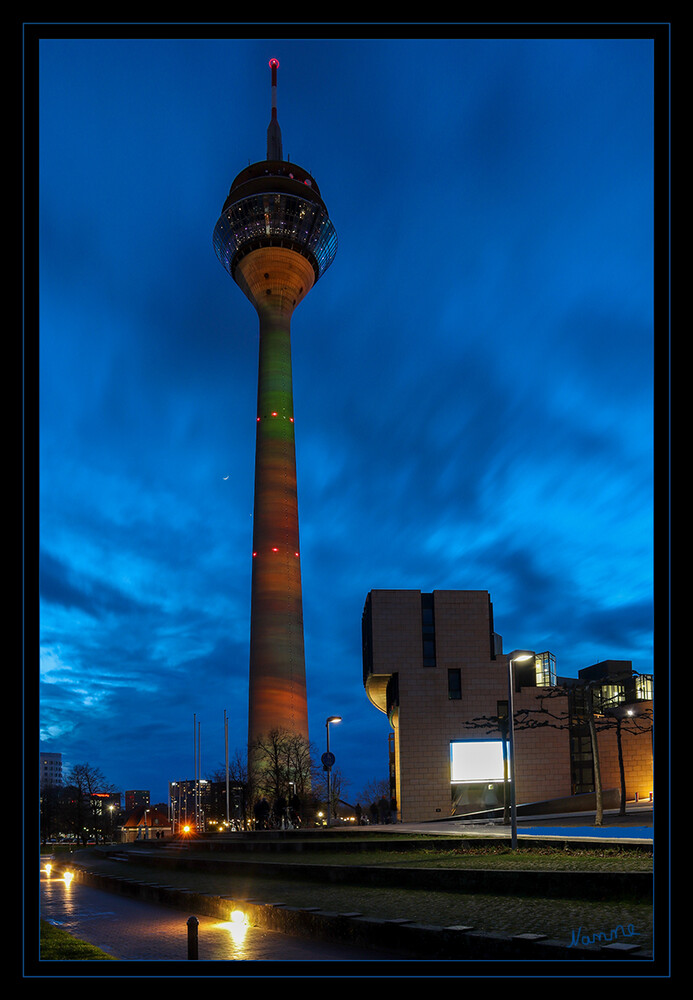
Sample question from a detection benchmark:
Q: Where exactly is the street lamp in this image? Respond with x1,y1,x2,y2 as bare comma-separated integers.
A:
325,716,342,827
507,651,533,849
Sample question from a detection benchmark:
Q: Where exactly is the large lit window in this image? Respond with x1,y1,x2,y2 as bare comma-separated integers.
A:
634,675,653,700
535,651,556,686
450,740,506,783
598,683,625,710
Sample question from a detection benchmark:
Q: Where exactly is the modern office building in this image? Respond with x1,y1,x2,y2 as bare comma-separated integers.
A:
362,589,653,822
213,59,337,753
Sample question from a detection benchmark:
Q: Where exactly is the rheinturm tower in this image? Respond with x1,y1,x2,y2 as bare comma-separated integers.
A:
213,59,337,753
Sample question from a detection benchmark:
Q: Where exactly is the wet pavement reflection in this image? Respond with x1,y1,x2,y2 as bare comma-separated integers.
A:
39,868,402,963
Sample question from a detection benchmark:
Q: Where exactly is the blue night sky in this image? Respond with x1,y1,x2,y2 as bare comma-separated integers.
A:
36,30,659,806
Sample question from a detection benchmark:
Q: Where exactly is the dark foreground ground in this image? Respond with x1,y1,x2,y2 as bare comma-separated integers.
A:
34,804,665,974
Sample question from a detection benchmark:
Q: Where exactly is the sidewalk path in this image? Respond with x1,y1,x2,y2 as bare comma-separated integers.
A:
39,871,404,963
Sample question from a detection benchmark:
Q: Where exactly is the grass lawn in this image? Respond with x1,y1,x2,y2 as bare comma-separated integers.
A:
176,841,653,872
40,920,116,960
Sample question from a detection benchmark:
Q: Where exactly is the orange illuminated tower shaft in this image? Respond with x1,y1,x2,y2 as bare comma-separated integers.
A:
213,59,337,750
241,248,314,744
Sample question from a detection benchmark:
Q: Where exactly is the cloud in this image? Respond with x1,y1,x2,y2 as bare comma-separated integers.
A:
36,36,657,802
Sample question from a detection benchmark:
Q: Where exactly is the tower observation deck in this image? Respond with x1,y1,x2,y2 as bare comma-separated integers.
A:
213,59,337,754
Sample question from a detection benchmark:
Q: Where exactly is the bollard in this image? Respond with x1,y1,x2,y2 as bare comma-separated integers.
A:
187,915,199,960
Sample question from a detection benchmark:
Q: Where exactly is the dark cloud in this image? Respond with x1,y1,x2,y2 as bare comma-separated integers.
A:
39,549,144,619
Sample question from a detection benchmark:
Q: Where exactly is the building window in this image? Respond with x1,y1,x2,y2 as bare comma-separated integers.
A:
597,683,625,712
568,691,595,794
448,669,462,700
421,593,436,666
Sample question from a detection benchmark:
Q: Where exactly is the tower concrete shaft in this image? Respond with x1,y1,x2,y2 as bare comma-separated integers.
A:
238,247,314,745
213,59,337,753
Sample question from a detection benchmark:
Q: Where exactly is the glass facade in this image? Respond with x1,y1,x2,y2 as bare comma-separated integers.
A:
568,686,595,793
213,191,338,281
535,651,556,686
634,674,653,701
595,682,626,711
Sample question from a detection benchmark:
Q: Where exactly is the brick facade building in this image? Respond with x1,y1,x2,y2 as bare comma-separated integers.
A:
362,589,653,823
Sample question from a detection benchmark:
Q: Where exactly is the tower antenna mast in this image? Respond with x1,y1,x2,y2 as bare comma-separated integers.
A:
267,57,283,161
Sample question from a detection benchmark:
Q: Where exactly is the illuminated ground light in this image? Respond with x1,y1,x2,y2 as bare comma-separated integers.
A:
63,871,74,885
43,863,52,876
217,909,249,944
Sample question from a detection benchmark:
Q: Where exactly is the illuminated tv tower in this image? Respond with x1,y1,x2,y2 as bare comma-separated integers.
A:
213,59,337,752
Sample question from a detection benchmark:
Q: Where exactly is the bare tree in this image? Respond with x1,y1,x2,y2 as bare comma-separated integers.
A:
328,767,350,819
40,782,64,844
464,676,653,827
206,747,249,786
463,686,606,823
600,705,653,816
63,763,117,844
250,728,317,808
358,777,390,812
204,748,252,827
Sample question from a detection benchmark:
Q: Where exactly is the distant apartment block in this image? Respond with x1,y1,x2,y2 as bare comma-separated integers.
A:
125,790,150,813
40,751,63,789
168,778,245,832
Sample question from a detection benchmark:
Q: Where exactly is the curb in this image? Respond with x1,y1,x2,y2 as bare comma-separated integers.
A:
47,860,653,962
103,848,652,902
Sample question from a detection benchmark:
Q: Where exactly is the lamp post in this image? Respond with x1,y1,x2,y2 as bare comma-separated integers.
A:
324,716,342,827
224,709,230,827
507,651,533,849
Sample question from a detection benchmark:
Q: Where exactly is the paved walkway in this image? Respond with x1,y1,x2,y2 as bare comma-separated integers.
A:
396,803,654,841
39,872,404,963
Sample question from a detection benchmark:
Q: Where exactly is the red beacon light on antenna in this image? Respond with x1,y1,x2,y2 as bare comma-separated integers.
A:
269,57,280,69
